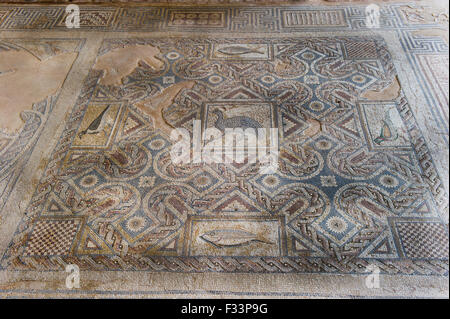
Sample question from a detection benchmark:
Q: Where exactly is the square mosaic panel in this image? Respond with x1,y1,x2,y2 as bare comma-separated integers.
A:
1,36,448,275
0,38,84,212
390,218,449,259
24,219,81,257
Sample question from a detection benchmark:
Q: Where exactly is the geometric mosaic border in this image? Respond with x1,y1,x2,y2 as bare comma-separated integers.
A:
0,4,448,276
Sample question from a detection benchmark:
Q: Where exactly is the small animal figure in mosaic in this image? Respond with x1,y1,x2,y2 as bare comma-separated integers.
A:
218,45,265,56
200,229,274,248
374,109,398,144
78,105,111,138
212,108,262,131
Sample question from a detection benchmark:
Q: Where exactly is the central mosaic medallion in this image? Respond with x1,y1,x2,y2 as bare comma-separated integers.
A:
1,37,448,274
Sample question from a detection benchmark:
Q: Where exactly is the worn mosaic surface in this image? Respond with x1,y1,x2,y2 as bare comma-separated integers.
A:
0,4,448,280
1,34,448,274
0,39,83,212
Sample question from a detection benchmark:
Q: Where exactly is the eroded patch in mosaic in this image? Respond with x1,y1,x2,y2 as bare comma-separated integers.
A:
1,37,448,275
0,39,83,213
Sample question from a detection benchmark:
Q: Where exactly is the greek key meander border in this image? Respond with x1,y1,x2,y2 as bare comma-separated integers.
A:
0,4,447,32
1,32,447,275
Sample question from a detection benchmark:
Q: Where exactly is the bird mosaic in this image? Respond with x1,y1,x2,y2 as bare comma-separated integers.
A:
78,105,111,139
212,108,263,131
374,109,399,145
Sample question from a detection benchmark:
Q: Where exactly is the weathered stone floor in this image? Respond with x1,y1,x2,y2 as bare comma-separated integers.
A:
0,1,448,298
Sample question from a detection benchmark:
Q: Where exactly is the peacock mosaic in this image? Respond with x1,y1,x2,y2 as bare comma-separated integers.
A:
1,37,448,275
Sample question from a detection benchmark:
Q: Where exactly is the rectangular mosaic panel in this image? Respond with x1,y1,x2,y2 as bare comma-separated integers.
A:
416,54,449,127
280,9,348,28
1,7,63,29
55,7,117,29
166,9,227,29
1,36,448,276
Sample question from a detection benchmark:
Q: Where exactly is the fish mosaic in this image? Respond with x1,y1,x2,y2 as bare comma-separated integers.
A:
217,45,265,56
200,229,274,248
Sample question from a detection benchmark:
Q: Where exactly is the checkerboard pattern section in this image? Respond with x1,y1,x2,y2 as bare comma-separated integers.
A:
344,41,379,60
24,219,80,256
396,221,449,259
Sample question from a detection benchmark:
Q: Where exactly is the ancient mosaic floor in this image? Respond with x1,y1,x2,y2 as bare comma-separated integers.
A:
0,2,448,298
